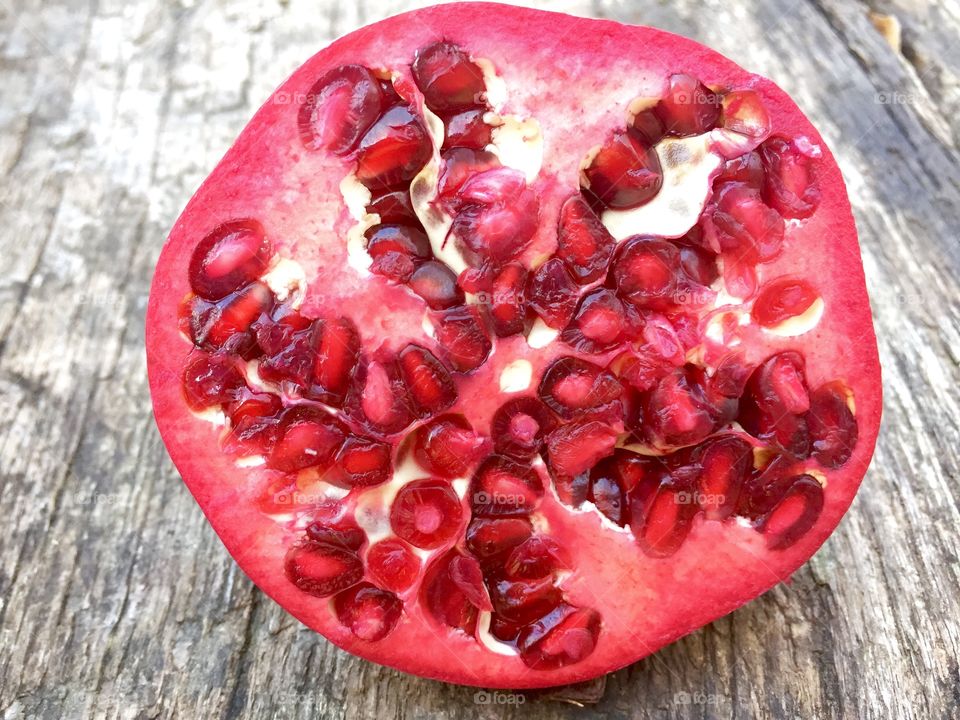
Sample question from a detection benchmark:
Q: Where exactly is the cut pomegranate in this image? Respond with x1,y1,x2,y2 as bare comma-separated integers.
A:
390,478,463,549
334,582,403,641
583,129,663,209
149,6,880,690
188,220,272,300
298,65,383,154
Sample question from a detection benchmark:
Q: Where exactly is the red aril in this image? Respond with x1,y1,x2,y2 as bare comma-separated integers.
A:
148,5,880,689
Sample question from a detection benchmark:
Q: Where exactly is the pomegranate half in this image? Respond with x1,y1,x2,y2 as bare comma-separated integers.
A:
146,3,881,688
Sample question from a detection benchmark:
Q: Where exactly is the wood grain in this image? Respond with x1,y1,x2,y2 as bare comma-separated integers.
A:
1,0,958,718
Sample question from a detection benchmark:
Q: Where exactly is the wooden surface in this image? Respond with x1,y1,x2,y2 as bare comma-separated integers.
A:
1,0,958,718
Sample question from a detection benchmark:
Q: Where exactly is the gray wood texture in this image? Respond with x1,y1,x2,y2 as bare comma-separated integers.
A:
1,0,958,718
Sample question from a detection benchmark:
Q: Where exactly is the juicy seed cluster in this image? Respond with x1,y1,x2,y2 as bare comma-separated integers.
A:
175,40,856,673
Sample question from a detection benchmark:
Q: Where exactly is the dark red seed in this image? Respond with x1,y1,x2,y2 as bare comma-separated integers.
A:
654,73,721,136
759,136,821,219
298,64,383,155
390,478,463,549
504,536,570,579
588,460,628,525
470,455,544,517
545,421,619,480
739,352,811,457
752,277,819,327
808,381,858,468
258,327,315,389
421,552,479,634
630,106,666,145
430,305,492,372
517,605,601,670
715,150,765,190
188,219,272,300
489,263,528,337
450,168,539,262
366,190,420,225
284,541,363,598
748,472,825,550
334,436,393,487
437,148,501,206
447,554,493,611
408,261,464,310
527,258,580,329
411,41,486,113
412,414,490,478
633,465,699,557
305,517,366,552
191,281,275,349
641,366,721,449
708,182,784,263
352,358,415,435
465,516,533,563
268,407,346,472
491,397,554,459
397,344,458,416
691,435,752,520
333,582,403,641
583,129,663,209
538,356,623,421
443,108,492,150
612,237,681,309
366,539,420,593
182,350,245,410
312,316,361,406
490,575,562,625
355,105,432,190
365,224,432,280
561,288,640,354
556,195,617,283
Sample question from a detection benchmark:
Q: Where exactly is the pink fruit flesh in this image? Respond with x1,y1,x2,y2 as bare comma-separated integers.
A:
147,5,881,690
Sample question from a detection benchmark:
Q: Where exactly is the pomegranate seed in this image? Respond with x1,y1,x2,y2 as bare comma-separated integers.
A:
268,407,346,472
191,281,275,349
489,263,528,337
630,106,666,145
188,220,272,300
411,41,486,113
489,615,523,643
253,308,312,356
258,326,316,389
353,358,415,434
545,421,619,479
556,195,617,283
366,538,420,593
378,78,402,106
437,148,501,205
491,397,554,459
716,151,765,190
634,466,699,557
407,261,464,310
412,414,489,478
562,288,640,354
808,381,858,468
641,366,722,449
759,136,821,218
421,552,479,634
677,243,719,289
489,575,562,625
305,517,366,552
583,129,663,209
313,317,361,406
721,89,770,135
226,388,282,425
518,605,601,670
711,352,752,398
654,73,721,136
538,356,623,420
222,391,283,455
334,582,402,642
181,350,245,410
708,182,784,262
334,435,393,487
471,455,544,517
740,352,811,457
612,237,681,309
443,108,492,149
366,190,419,225
588,459,628,525
756,475,823,550
527,258,580,329
397,344,458,416
298,64,383,155
691,435,752,519
284,541,363,598
355,105,432,190
451,168,539,261
752,277,819,327
390,478,463,549
504,536,569,579
448,554,493,611
465,516,533,563
430,305,492,372
366,224,432,282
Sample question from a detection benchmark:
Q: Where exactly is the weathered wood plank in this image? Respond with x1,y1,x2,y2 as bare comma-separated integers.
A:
0,0,957,718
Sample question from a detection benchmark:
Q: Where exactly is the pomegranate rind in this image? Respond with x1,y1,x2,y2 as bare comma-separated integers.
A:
146,3,881,689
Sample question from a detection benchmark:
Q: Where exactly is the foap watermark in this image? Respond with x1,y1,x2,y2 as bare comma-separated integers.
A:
675,490,724,506
474,690,526,706
875,90,919,106
673,690,726,707
473,490,529,511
